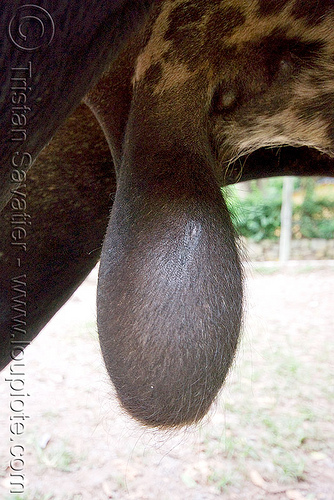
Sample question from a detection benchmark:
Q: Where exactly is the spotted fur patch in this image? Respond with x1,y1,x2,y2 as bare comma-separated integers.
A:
133,0,334,179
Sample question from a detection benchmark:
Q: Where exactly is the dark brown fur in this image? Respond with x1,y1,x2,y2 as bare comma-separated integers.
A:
1,0,334,429
0,104,115,368
0,0,156,210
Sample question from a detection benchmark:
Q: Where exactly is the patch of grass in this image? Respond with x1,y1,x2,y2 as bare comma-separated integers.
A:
265,349,305,387
31,438,78,473
253,265,280,275
218,434,236,458
4,495,28,500
39,444,75,472
196,296,332,491
264,415,309,450
261,415,278,435
273,451,306,483
25,431,80,474
279,355,301,376
298,406,317,422
207,468,235,492
295,265,318,274
221,434,260,461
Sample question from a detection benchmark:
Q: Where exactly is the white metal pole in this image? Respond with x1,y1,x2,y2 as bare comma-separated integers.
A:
279,177,294,263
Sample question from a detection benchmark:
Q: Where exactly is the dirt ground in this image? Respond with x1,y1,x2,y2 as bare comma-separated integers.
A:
0,262,333,500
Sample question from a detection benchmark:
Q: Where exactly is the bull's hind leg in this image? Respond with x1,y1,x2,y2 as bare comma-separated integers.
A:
0,103,116,369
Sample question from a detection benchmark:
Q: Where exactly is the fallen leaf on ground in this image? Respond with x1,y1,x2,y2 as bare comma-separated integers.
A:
249,469,267,490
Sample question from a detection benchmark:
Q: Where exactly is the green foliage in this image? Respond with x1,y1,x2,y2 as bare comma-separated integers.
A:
294,179,334,239
223,180,283,242
223,178,334,241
